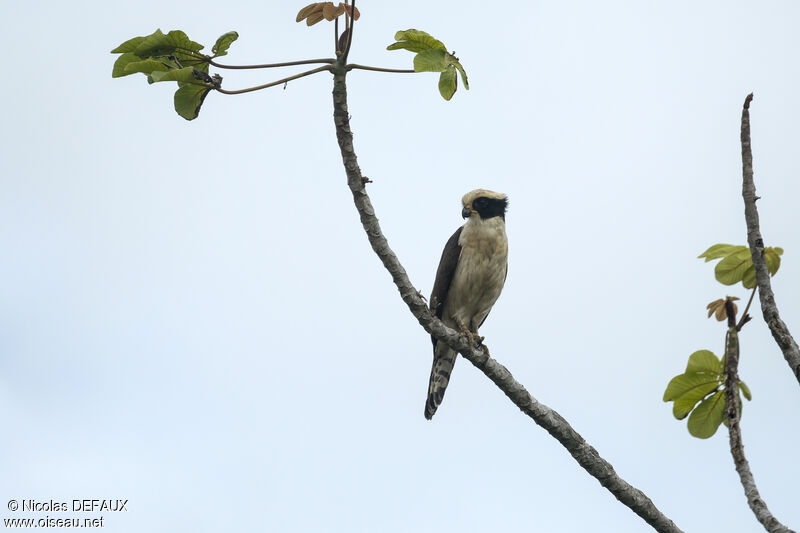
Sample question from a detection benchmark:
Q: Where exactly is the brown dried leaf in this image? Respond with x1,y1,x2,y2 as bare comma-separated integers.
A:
306,11,325,25
706,299,725,320
706,297,739,321
343,4,360,20
322,2,338,20
297,1,356,26
296,3,322,22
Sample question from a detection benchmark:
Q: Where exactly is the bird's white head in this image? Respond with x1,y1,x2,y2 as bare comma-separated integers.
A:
461,189,508,220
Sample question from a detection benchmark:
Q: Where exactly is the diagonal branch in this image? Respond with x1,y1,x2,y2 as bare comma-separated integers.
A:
331,63,683,533
723,301,795,533
740,93,800,385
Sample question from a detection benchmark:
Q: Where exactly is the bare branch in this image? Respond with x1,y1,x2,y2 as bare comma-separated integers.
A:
209,58,335,69
335,17,340,54
331,65,683,533
215,65,332,95
740,94,800,384
347,64,416,74
723,320,795,533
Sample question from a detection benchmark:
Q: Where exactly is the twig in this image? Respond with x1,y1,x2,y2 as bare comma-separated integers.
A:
215,65,332,95
342,0,356,62
335,17,339,54
736,287,757,331
209,58,335,70
330,63,683,533
740,93,800,384
723,302,795,533
347,64,416,74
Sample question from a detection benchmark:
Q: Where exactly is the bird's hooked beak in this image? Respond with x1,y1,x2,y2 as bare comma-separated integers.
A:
462,206,474,219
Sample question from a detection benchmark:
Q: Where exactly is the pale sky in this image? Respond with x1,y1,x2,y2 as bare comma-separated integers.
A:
2,1,800,532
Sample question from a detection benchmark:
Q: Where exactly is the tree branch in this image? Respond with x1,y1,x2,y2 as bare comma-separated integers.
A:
723,305,795,533
335,17,340,54
208,58,335,69
331,63,683,533
347,64,416,74
740,93,800,384
215,65,332,95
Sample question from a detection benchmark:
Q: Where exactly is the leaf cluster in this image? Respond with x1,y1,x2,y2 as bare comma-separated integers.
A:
296,2,359,26
387,30,469,101
663,350,751,439
111,29,238,120
698,244,783,289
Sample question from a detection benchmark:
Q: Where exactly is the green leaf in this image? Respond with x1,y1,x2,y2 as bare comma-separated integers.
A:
388,29,447,53
386,41,426,53
663,371,721,402
414,49,449,72
714,247,753,285
212,31,239,57
112,28,221,118
112,53,141,78
131,29,171,57
111,36,147,54
161,29,205,53
687,390,726,438
149,67,209,85
698,244,746,262
742,265,757,289
739,380,752,401
388,29,469,100
685,349,722,374
451,56,469,90
765,247,783,276
123,58,175,76
134,29,204,58
672,381,720,420
665,348,752,436
699,243,784,288
174,84,211,120
438,65,457,101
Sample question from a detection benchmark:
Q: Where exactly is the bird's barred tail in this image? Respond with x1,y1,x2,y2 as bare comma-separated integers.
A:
424,347,458,420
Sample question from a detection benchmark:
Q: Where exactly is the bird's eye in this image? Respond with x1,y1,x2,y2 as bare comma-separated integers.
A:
475,198,487,208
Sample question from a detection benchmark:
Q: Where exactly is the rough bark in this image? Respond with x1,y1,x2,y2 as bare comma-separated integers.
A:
331,64,683,533
740,93,800,384
723,308,794,533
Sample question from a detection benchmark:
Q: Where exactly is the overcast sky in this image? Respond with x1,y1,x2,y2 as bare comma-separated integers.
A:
2,1,800,532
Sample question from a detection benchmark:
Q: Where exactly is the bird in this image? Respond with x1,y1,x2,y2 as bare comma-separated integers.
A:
425,189,509,420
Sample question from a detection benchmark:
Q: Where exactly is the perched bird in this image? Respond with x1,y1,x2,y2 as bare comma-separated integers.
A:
425,189,509,420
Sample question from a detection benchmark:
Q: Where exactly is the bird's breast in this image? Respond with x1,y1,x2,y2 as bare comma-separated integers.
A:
444,218,508,330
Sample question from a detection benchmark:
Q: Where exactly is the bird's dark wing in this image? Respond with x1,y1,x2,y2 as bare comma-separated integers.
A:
429,226,463,349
